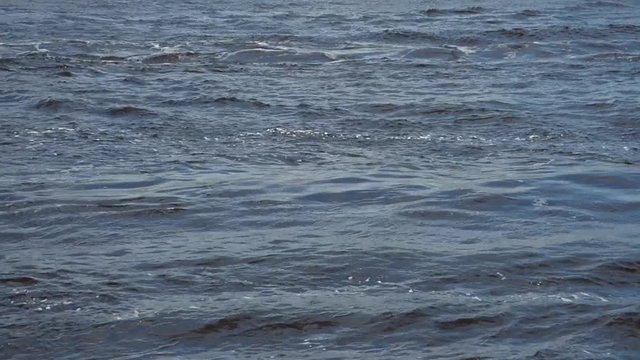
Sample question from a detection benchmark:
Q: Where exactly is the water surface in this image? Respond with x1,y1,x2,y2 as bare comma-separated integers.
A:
1,0,639,358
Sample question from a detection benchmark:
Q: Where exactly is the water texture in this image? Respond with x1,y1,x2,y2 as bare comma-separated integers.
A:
1,0,639,358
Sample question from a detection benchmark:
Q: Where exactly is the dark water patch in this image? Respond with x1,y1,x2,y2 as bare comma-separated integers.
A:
212,96,270,108
229,217,316,230
107,106,155,117
606,312,640,335
100,55,127,63
5,196,188,225
367,309,430,333
487,25,614,41
118,206,187,217
593,260,640,286
245,319,338,336
400,47,463,61
597,261,640,274
607,24,640,34
491,28,529,39
134,256,240,271
132,253,312,273
187,314,252,336
0,57,18,71
421,7,486,16
0,277,38,286
501,254,640,287
74,179,166,190
2,1,640,358
584,0,630,8
377,29,442,43
141,52,197,64
398,209,484,223
611,116,640,130
355,102,404,114
56,70,73,77
95,197,188,217
312,176,376,185
297,188,422,206
583,100,619,109
121,76,146,85
454,192,529,212
34,98,67,111
436,314,505,331
580,52,640,63
551,172,640,189
222,48,333,64
452,114,518,127
517,10,542,17
173,313,340,342
203,187,266,199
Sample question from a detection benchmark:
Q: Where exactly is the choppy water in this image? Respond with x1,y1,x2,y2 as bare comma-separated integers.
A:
1,0,640,358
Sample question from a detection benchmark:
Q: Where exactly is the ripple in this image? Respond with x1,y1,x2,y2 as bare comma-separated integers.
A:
2,1,640,359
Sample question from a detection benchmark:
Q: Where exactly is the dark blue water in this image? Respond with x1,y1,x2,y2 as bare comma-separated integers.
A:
1,0,640,358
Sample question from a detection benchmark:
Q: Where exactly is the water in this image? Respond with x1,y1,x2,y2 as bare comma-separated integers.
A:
1,0,639,358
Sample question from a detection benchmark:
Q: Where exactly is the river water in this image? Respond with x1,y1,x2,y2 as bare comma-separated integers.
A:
1,0,639,359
